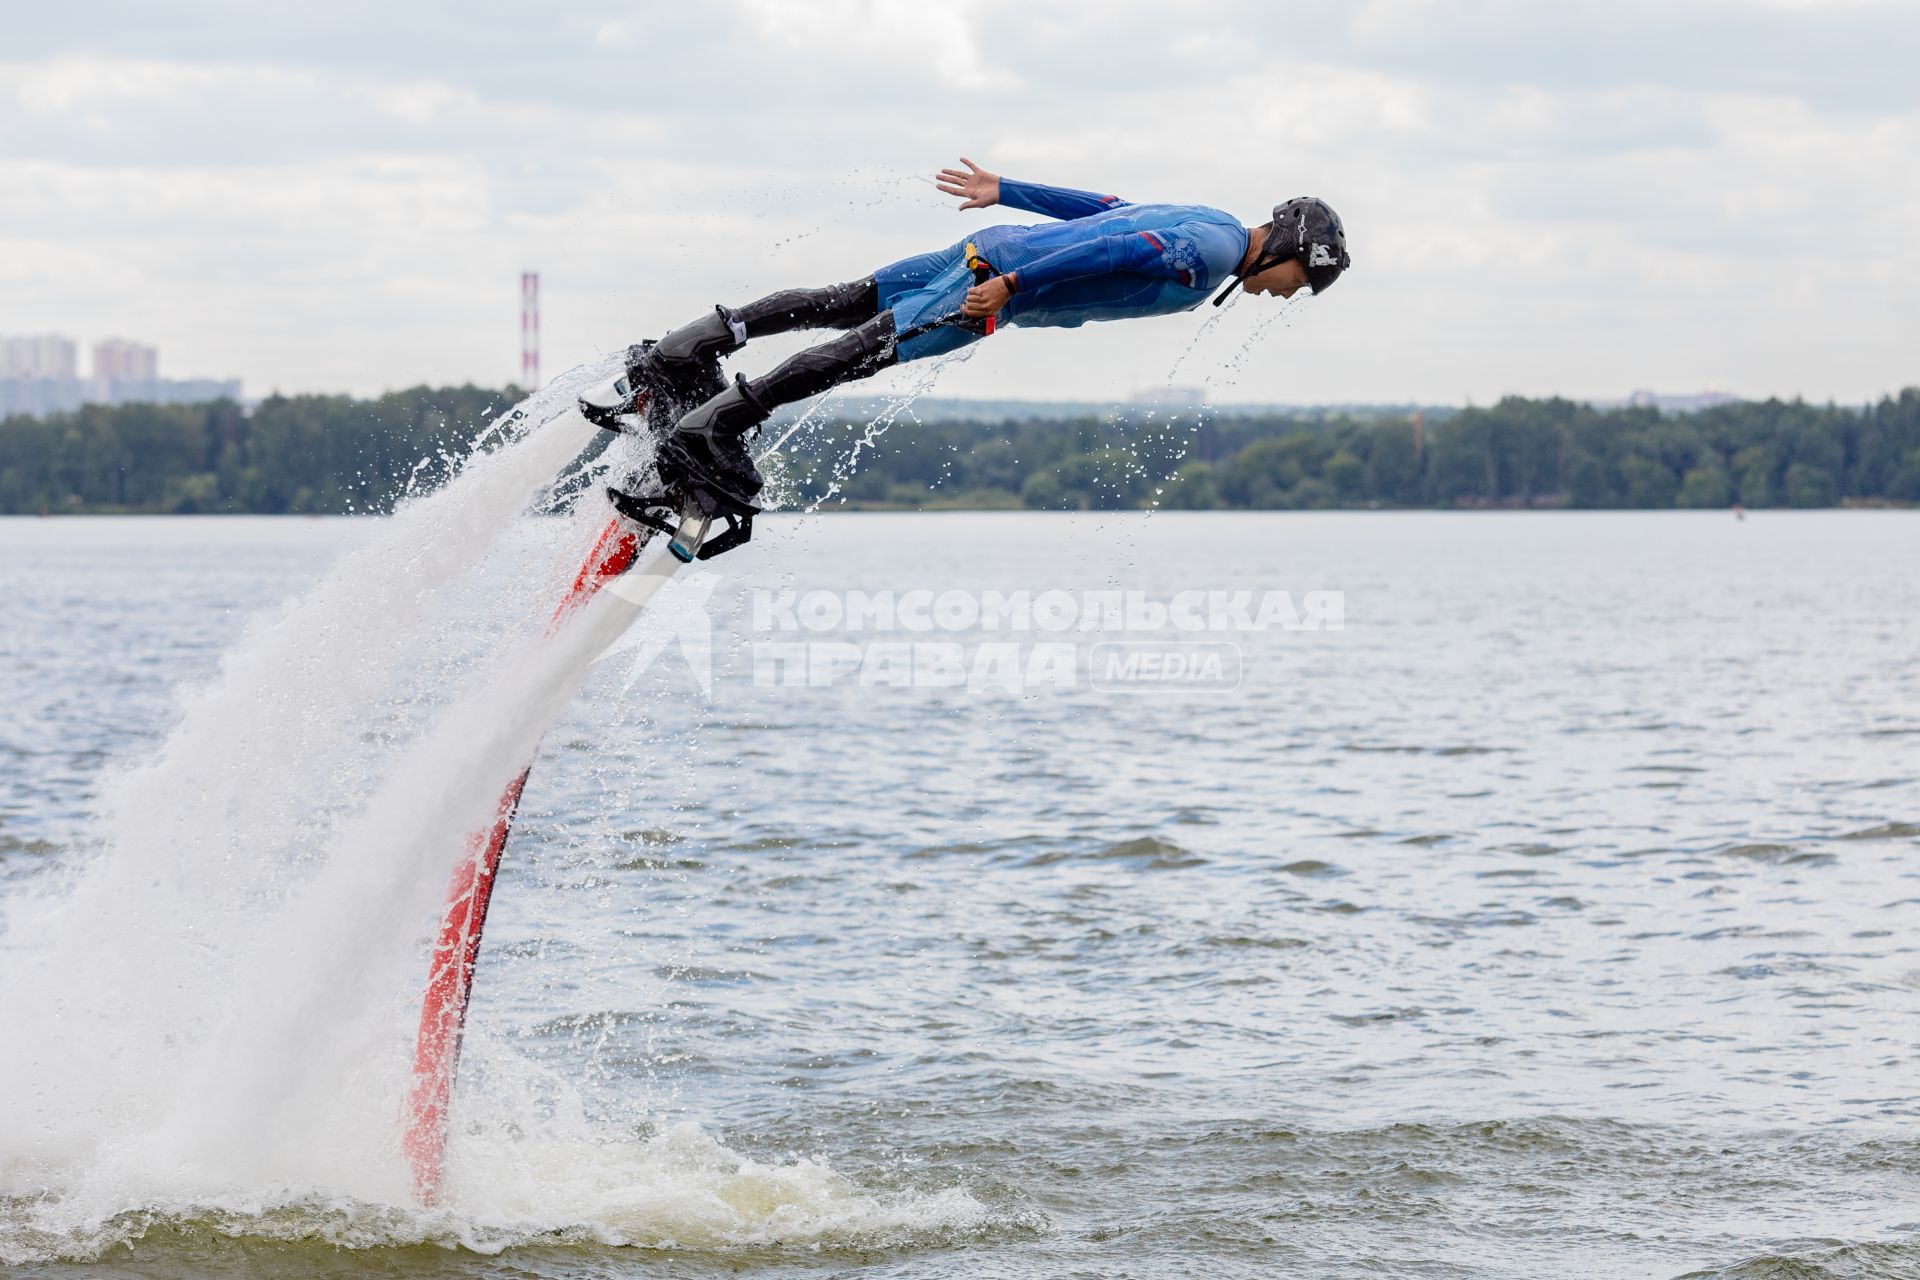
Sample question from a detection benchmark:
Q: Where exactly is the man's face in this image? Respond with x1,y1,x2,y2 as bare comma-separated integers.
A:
1242,258,1311,299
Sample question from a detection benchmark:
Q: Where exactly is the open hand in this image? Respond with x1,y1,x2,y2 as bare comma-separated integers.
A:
962,274,1014,318
937,157,1000,210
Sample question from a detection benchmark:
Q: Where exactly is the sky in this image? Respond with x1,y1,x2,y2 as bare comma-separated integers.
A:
2,0,1915,406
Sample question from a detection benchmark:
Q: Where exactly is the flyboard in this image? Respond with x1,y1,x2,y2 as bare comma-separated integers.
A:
400,377,737,1204
403,264,1000,1203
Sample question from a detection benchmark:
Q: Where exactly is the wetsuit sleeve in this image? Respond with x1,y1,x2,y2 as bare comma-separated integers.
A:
997,177,1129,221
1009,223,1216,293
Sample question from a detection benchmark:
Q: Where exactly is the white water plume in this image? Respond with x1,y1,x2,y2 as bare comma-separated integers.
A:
0,362,613,1199
0,360,989,1265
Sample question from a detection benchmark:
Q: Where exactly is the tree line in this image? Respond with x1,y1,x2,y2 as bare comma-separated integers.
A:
0,387,515,514
784,388,1920,510
2,385,1916,515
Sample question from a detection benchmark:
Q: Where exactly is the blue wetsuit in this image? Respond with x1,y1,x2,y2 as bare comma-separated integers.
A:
875,178,1251,362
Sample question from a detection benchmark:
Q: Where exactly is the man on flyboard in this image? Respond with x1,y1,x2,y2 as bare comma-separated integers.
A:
583,158,1350,560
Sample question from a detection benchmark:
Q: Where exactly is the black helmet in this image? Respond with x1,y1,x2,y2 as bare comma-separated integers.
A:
1212,196,1350,305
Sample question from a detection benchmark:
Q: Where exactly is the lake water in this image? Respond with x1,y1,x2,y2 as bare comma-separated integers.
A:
3,508,1918,1279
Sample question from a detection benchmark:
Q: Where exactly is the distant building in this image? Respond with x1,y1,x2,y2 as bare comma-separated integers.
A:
0,378,86,417
0,334,78,380
93,338,160,382
1590,388,1743,414
0,333,238,418
1129,386,1206,409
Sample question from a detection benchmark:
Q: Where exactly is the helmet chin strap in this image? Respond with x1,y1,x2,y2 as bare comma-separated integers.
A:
1213,227,1287,307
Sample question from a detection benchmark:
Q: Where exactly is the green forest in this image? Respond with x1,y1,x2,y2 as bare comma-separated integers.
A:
2,384,1917,515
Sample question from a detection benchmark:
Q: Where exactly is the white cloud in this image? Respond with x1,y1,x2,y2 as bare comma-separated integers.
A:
0,2,1914,405
735,0,1023,93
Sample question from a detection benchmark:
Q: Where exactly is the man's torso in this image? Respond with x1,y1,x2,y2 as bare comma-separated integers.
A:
974,203,1246,328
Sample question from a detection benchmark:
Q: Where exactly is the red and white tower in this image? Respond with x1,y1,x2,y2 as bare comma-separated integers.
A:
519,271,540,389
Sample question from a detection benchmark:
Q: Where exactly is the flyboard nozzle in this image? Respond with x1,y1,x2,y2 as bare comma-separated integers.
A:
669,506,713,563
578,372,642,434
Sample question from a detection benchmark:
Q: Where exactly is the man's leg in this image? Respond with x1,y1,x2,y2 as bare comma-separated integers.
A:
642,278,880,390
655,311,899,506
718,243,979,421
653,246,986,508
637,236,958,408
594,277,879,451
732,278,879,337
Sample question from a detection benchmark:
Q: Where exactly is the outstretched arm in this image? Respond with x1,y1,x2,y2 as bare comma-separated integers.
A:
936,157,1128,220
998,177,1128,220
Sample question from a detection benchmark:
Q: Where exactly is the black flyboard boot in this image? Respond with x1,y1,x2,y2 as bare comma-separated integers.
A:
609,312,899,562
655,375,770,509
653,313,900,510
604,375,768,563
579,305,741,436
638,306,741,411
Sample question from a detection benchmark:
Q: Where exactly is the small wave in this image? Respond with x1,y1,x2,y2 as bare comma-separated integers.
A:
1203,933,1309,950
1673,1241,1920,1279
1330,1007,1421,1026
0,834,61,859
609,853,706,872
1023,836,1205,870
1277,859,1347,879
526,1009,653,1037
713,832,822,853
904,835,1057,859
1719,842,1840,867
1720,843,1799,860
653,964,763,985
1836,822,1920,841
1339,743,1508,756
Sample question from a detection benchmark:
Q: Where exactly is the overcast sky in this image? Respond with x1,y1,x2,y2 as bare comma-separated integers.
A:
3,0,1915,405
